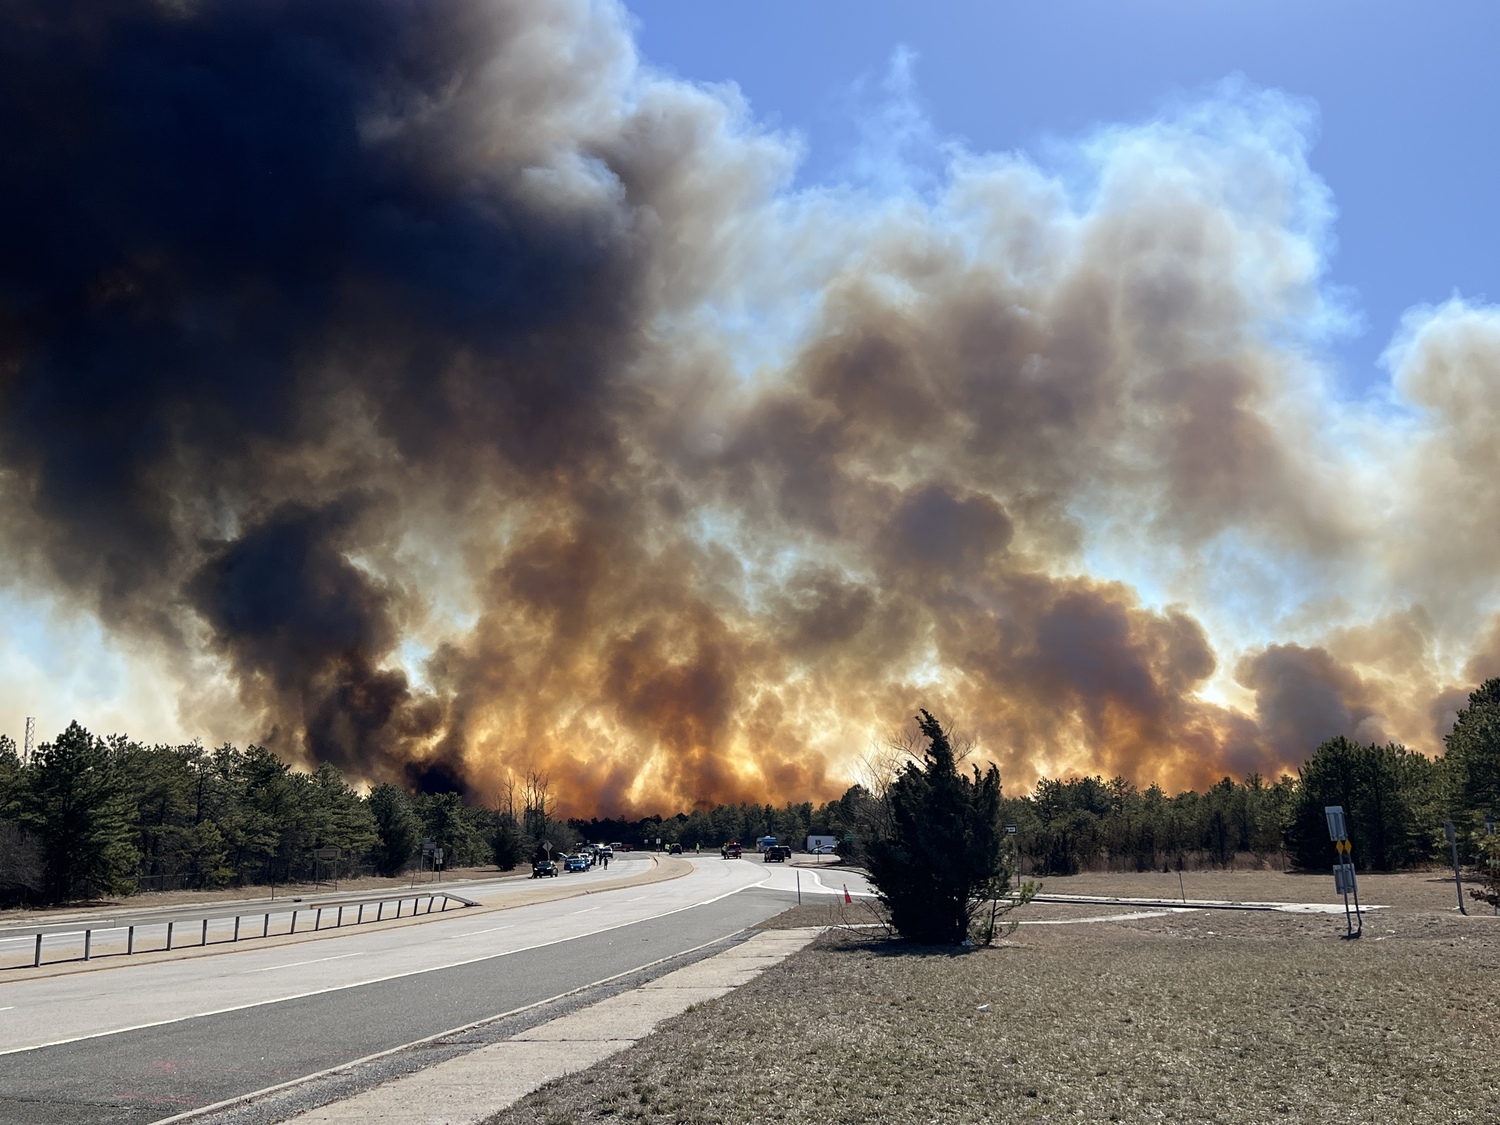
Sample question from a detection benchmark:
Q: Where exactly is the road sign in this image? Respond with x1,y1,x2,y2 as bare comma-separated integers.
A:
421,838,437,856
1324,806,1348,842
1325,808,1361,938
1487,818,1496,836
312,846,340,860
1005,824,1018,835
1443,821,1457,844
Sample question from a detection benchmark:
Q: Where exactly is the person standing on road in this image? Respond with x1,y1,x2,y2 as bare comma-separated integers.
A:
602,852,609,870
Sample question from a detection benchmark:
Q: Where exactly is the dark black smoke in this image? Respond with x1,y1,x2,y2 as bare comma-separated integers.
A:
0,0,644,789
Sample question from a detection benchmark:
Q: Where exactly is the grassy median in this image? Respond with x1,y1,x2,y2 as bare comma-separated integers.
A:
489,873,1500,1125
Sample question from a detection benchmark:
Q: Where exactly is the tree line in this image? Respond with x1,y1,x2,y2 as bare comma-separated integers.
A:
1002,679,1497,876
0,726,578,905
3,679,1497,904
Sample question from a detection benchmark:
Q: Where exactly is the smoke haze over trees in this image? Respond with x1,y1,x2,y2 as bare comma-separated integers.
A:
1,686,1496,903
7,2,1500,814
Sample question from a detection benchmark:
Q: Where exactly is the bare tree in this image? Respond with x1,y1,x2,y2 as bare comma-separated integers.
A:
523,770,549,832
497,770,518,821
856,715,986,848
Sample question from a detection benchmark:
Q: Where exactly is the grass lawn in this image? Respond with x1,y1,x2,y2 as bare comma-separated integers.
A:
488,871,1500,1124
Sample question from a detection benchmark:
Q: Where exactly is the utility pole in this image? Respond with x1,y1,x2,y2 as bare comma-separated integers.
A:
1485,818,1497,916
1444,821,1467,915
23,716,35,765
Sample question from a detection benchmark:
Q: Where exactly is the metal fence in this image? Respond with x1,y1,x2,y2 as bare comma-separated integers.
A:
4,889,476,971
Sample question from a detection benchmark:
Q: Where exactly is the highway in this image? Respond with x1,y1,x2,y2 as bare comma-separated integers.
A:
0,856,659,968
0,856,871,1124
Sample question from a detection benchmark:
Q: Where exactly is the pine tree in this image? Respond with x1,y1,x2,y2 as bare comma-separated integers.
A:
25,722,138,901
368,783,421,876
1445,679,1500,854
866,711,1031,944
1288,737,1440,871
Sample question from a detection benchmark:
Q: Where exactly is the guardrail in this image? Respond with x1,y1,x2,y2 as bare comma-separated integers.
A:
4,890,478,971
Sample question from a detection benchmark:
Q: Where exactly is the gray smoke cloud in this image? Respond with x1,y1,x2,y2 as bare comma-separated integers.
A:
3,0,1498,812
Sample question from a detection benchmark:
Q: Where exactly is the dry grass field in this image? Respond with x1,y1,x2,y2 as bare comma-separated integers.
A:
489,871,1500,1125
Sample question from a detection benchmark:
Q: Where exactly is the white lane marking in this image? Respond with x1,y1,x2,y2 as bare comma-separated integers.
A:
451,925,513,937
796,869,876,899
568,907,601,916
240,952,367,974
2,866,770,1057
1018,909,1198,925
0,1006,14,1012
1027,893,1386,915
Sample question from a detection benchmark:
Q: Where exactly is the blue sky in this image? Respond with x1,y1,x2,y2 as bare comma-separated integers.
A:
625,0,1499,391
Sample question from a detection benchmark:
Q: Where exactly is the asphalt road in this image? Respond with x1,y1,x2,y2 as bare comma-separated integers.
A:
0,856,653,968
0,857,865,1125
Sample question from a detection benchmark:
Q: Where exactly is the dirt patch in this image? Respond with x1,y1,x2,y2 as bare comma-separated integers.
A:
488,895,1500,1125
752,899,885,931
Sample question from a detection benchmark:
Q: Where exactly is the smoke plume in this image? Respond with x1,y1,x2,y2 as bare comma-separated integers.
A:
4,0,1500,812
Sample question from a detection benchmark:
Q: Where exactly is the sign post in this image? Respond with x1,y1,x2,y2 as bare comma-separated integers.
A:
416,838,437,886
1325,806,1362,939
1005,824,1020,895
1443,821,1467,915
312,846,341,890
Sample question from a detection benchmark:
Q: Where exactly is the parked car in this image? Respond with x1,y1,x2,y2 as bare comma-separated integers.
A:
564,853,590,872
723,841,742,858
763,845,792,862
531,859,558,878
668,842,683,855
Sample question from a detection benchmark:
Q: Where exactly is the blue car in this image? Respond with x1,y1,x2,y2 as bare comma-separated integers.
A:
564,853,590,872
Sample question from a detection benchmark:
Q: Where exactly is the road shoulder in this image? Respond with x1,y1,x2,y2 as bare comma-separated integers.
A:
173,926,822,1125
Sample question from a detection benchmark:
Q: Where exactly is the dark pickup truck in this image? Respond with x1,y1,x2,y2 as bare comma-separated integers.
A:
763,845,792,862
